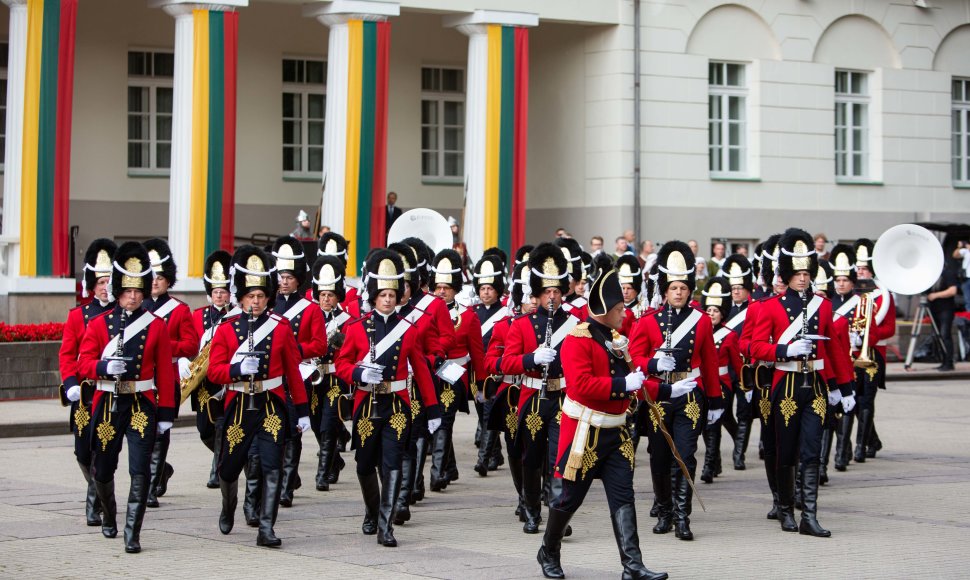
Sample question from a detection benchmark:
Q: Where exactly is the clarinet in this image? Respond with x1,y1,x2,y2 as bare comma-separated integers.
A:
800,291,810,374
663,304,674,384
538,302,555,400
246,305,258,411
111,308,127,413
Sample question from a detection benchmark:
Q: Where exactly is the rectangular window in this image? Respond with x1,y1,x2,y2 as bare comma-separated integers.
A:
708,61,746,176
282,57,326,177
127,50,174,175
953,78,970,185
834,70,869,180
421,66,465,181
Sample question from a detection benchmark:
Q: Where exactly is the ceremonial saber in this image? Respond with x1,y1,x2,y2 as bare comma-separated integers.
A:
611,330,706,512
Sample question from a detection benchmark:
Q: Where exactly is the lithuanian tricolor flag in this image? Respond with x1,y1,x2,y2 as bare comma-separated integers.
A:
341,20,390,274
482,25,528,256
186,9,238,277
19,0,77,277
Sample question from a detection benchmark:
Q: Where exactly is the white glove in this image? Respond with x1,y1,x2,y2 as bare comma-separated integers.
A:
656,354,676,372
669,378,697,398
707,409,724,425
297,416,311,433
532,347,556,365
849,332,863,348
785,339,813,358
178,357,192,380
240,356,259,376
361,367,384,384
624,369,645,392
106,359,127,376
745,390,753,403
841,394,856,414
827,390,842,406
427,417,442,434
157,421,173,435
66,385,81,402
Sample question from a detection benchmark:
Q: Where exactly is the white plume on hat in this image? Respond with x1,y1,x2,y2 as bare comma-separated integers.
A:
296,209,308,222
447,216,459,227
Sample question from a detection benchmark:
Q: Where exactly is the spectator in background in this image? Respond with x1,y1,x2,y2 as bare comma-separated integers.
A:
318,225,331,237
734,244,748,258
693,257,708,301
385,191,402,241
814,233,830,261
639,240,655,270
708,241,726,276
623,230,637,252
613,236,631,259
555,227,570,239
589,236,604,256
291,210,313,240
928,262,959,371
954,241,970,309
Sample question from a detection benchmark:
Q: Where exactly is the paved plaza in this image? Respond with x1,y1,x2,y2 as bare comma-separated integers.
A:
0,377,968,579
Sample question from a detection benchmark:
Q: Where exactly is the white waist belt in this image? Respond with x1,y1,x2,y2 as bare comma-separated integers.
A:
358,379,407,393
97,379,155,394
446,355,470,365
228,377,283,393
522,376,566,391
666,368,700,382
502,375,518,384
776,359,825,373
718,365,729,375
561,396,626,481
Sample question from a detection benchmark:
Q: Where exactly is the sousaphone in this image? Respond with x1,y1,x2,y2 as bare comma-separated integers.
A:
871,224,944,295
387,208,453,254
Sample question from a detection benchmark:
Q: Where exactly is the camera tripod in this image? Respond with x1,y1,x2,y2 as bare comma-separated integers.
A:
904,296,946,369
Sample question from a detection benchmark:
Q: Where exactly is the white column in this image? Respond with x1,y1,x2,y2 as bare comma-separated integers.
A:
445,10,537,261
153,0,246,288
304,0,399,240
0,0,28,283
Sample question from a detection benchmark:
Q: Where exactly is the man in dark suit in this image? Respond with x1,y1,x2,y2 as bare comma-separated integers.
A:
385,192,402,241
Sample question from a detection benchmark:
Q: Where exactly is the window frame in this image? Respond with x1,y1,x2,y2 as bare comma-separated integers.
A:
834,69,870,183
420,65,465,184
953,77,970,187
708,61,748,179
281,55,327,180
126,49,174,177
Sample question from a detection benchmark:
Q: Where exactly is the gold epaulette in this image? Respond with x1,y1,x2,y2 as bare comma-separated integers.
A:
570,322,592,338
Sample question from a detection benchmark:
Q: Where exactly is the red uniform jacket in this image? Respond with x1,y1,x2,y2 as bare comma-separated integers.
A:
713,323,743,391
274,294,328,361
191,305,236,347
59,300,113,389
445,303,487,385
628,305,722,408
207,312,309,417
77,307,176,422
739,297,770,361
483,313,517,399
334,311,440,419
148,294,199,398
501,306,578,414
749,289,854,395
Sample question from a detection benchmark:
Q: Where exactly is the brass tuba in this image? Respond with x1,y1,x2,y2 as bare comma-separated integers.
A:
179,341,212,404
851,291,877,370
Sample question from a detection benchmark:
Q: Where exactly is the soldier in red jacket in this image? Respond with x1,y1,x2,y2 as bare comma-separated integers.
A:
143,238,199,508
720,253,755,471
207,245,311,548
316,232,362,318
555,237,589,320
335,249,441,547
60,238,117,528
699,277,742,484
77,241,175,553
750,228,856,537
186,250,239,489
537,267,667,580
270,235,327,508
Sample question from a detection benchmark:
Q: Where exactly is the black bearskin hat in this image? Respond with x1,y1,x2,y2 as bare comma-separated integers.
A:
510,261,532,309
82,238,117,299
528,242,570,294
403,237,433,288
111,241,153,299
645,262,659,305
814,260,835,298
230,245,277,302
144,238,177,288
555,237,584,282
365,249,405,305
777,228,819,282
720,253,753,293
203,250,232,296
615,254,643,293
473,254,506,295
760,234,782,287
580,251,593,282
514,244,534,267
482,247,509,274
751,243,763,284
272,235,309,287
311,255,346,302
700,276,731,319
389,242,419,287
591,253,614,283
587,268,624,317
853,238,875,276
828,243,856,282
656,240,696,295
317,232,349,265
430,249,464,292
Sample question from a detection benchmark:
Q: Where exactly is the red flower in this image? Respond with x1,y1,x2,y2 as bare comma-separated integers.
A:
0,322,65,343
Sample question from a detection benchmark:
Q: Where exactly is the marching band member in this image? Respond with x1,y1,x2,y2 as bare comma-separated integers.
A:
811,258,838,485
308,255,353,491
143,238,199,508
629,241,721,541
186,250,238,489
720,253,755,471
555,237,588,320
335,249,441,547
271,235,328,508
208,245,311,547
59,238,117,528
78,242,175,553
616,254,649,337
699,277,741,484
750,229,855,537
317,232,362,318
538,267,667,580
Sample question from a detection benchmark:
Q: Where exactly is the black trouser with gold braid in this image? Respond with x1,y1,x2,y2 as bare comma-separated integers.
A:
91,393,158,482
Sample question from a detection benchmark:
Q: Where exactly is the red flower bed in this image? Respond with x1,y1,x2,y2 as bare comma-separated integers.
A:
0,322,65,342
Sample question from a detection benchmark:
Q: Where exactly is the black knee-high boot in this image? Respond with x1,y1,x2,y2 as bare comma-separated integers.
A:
834,413,853,471
95,479,117,538
394,443,415,525
279,437,302,507
316,431,336,491
775,465,798,532
78,462,102,526
124,475,149,553
429,427,451,492
358,471,380,535
819,427,833,485
256,469,282,547
243,454,262,527
411,436,429,503
651,468,672,534
219,478,237,535
733,419,751,470
672,470,693,541
798,463,831,537
764,455,780,520
537,507,573,579
377,468,402,547
611,504,669,580
147,436,173,508
521,466,543,534
854,408,872,463
700,427,717,484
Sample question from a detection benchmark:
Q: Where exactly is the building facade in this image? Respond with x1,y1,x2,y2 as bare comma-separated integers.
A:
0,0,968,321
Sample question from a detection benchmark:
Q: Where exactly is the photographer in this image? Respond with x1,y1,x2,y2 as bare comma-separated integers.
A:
928,262,959,371
954,240,970,310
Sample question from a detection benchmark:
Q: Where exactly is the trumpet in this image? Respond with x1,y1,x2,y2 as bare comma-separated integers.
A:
852,291,877,370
